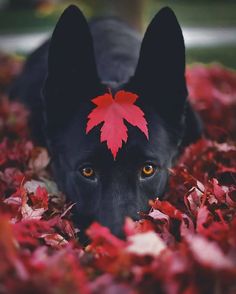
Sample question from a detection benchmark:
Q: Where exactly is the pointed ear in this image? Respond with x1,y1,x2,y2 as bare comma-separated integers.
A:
43,5,103,131
128,7,187,124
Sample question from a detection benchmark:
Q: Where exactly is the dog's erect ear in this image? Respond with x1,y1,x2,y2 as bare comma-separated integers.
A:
128,7,187,124
43,5,103,131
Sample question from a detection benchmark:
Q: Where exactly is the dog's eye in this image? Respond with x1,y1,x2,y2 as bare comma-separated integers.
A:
141,164,156,178
81,167,95,179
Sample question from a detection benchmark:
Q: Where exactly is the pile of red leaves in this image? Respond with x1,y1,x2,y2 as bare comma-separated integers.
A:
0,54,236,294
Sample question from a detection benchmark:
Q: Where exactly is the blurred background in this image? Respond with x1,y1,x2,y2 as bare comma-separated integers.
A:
0,0,235,69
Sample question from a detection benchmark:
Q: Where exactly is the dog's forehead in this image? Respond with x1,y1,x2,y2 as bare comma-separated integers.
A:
59,104,175,167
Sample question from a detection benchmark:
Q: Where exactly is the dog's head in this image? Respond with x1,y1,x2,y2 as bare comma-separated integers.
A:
42,5,187,236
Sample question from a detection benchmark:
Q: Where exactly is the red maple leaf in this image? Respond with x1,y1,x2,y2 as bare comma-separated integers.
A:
86,90,149,159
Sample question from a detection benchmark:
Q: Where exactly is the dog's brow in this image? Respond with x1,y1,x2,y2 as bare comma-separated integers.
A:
72,146,110,167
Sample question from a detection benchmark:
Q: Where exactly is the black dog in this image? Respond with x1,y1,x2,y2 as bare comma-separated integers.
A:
11,5,201,236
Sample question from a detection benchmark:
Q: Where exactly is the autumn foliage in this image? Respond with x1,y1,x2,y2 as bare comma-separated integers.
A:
0,55,236,294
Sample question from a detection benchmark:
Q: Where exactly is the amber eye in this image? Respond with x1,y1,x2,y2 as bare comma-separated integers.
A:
81,167,95,178
141,164,155,177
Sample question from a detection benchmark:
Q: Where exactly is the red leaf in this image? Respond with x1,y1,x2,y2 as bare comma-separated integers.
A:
186,235,234,270
86,222,126,253
152,199,183,221
30,186,48,210
86,90,149,159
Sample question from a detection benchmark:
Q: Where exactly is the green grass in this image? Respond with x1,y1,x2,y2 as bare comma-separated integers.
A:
0,1,91,34
147,1,236,27
0,1,236,34
0,9,59,34
186,45,236,69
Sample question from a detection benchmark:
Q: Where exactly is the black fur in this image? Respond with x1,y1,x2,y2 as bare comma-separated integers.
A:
10,5,202,236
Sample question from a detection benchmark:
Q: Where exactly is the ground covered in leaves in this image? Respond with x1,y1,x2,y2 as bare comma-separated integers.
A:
0,53,236,294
